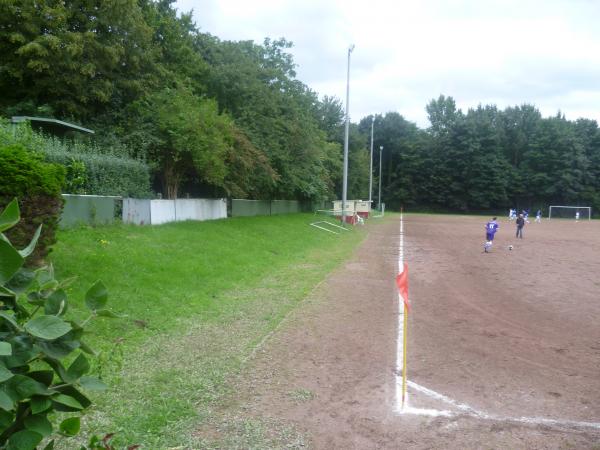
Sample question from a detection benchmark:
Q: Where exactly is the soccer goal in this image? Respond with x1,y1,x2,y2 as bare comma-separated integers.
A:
548,205,592,220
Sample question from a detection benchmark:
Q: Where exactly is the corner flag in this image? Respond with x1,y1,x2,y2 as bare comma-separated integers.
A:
395,263,410,312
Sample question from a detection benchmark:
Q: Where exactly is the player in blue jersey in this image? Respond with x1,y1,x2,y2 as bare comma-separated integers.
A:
484,217,499,252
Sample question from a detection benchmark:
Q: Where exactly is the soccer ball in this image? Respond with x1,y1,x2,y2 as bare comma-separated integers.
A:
508,245,513,251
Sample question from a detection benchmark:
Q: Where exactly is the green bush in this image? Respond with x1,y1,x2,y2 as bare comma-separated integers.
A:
0,144,65,266
0,199,116,449
64,159,87,195
43,150,151,198
0,119,152,198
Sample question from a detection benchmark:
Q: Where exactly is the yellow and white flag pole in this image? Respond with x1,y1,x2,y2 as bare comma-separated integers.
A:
402,299,408,407
396,207,410,409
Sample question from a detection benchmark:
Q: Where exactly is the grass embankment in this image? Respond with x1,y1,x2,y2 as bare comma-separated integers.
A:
50,214,371,448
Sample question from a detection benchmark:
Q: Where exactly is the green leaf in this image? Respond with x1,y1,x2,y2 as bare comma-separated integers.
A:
0,199,19,233
25,315,72,340
79,341,97,356
42,358,70,383
35,268,54,290
58,276,77,290
67,354,89,380
31,396,52,414
96,309,123,318
6,429,43,450
0,239,24,285
5,269,35,293
0,364,14,382
28,370,54,387
3,375,49,400
0,390,14,411
26,292,45,307
79,376,107,392
54,385,91,409
37,338,79,359
0,285,16,300
59,416,80,436
44,289,68,316
52,394,83,410
43,440,55,450
18,225,42,258
0,312,21,330
0,342,12,356
2,338,36,368
85,280,108,311
24,413,53,437
0,409,13,428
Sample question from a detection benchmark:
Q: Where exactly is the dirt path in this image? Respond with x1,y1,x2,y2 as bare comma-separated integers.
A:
205,215,600,449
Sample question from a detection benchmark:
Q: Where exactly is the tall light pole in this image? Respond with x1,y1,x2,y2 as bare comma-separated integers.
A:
368,116,374,208
342,44,354,224
378,145,383,211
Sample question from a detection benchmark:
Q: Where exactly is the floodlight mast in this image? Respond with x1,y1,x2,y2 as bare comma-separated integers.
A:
342,44,354,225
378,145,383,210
369,116,374,207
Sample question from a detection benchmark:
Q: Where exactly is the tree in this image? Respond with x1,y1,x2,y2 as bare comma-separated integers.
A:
425,95,462,137
0,0,157,120
127,86,233,199
359,113,428,209
196,35,343,200
315,95,344,142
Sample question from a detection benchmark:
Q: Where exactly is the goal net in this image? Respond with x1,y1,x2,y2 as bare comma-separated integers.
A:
548,206,591,220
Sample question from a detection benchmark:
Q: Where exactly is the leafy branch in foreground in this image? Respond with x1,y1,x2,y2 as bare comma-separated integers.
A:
0,199,120,449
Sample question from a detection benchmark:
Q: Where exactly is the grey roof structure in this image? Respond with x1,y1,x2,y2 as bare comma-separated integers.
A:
11,116,94,136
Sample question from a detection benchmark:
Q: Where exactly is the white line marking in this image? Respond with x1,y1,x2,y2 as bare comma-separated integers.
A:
407,381,600,430
407,381,487,418
393,213,600,431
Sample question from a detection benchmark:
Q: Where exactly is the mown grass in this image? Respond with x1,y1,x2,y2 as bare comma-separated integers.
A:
49,214,371,448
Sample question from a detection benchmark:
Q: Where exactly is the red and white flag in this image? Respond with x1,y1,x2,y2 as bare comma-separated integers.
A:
395,263,410,312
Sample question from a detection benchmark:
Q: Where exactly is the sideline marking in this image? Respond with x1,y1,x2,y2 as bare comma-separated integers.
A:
393,214,600,431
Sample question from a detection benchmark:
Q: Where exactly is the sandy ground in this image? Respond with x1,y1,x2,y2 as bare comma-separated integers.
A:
208,215,600,449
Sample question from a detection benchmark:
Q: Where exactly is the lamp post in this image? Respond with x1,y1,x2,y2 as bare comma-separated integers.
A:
342,44,354,224
378,145,383,211
369,116,374,209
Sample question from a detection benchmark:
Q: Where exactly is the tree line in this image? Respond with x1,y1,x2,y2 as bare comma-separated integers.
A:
0,0,366,201
364,96,600,214
1,1,599,213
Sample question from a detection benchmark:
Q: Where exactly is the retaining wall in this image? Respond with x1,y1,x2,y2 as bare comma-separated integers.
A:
60,194,118,228
122,198,227,225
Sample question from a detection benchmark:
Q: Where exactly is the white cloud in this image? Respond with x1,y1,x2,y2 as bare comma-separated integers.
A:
176,0,600,127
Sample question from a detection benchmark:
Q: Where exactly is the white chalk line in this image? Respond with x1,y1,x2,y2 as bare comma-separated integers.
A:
394,213,600,432
406,380,600,430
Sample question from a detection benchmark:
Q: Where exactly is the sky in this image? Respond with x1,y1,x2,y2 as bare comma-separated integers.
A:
175,0,600,128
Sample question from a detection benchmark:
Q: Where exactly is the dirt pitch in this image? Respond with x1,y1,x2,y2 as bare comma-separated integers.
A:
205,215,600,449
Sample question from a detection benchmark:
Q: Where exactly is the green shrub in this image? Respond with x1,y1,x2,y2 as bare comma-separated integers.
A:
0,144,65,266
0,199,116,449
43,150,151,198
65,159,87,195
0,119,152,198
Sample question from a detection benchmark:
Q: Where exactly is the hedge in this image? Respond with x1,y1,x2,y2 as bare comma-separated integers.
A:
0,118,152,198
0,143,65,265
43,149,152,198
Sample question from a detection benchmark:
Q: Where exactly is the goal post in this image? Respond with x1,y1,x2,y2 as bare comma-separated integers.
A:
548,205,592,220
